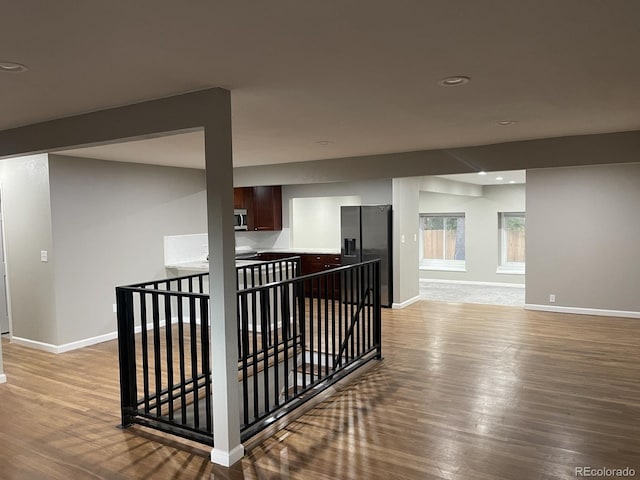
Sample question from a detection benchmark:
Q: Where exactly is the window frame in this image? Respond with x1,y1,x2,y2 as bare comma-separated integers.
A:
419,213,466,271
497,212,526,274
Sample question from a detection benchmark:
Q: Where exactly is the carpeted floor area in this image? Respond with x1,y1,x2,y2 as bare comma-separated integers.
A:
419,280,525,306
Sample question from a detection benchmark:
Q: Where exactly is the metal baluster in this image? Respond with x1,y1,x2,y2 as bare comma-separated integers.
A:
261,287,270,416
140,292,150,413
151,284,162,417
374,261,382,359
324,273,329,377
272,281,280,409
309,278,314,385
189,296,199,429
164,289,174,420
116,288,137,427
241,293,249,427
356,266,361,358
251,290,259,421
176,285,187,424
298,278,306,391
350,268,355,362
200,297,212,433
336,270,344,369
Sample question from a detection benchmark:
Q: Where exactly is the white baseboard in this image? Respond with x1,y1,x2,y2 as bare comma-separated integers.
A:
12,331,120,354
11,337,60,354
420,278,525,288
392,295,421,309
10,316,205,354
524,304,640,319
210,444,244,467
57,332,119,353
0,373,6,384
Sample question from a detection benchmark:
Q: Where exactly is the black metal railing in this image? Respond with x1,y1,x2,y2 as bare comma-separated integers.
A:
116,256,381,447
116,257,301,444
238,259,381,440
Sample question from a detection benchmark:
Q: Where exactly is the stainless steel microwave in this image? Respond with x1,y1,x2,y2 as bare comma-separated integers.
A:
234,209,248,230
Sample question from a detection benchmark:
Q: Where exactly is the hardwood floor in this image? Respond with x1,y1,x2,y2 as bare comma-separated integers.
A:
1,301,639,479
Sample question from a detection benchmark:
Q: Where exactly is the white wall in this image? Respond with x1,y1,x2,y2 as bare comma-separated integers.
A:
290,195,361,249
419,182,526,284
0,155,58,345
48,154,208,345
526,163,640,314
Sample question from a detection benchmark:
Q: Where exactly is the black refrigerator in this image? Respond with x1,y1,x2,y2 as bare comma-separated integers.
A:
340,205,393,307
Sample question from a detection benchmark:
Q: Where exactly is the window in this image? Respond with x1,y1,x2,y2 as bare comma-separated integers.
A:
498,212,525,273
419,214,465,270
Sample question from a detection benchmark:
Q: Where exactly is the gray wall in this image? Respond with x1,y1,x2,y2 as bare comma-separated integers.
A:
526,163,640,312
0,155,58,344
48,154,207,344
419,183,526,284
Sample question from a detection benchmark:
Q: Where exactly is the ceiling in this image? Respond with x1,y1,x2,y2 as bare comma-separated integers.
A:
3,1,640,168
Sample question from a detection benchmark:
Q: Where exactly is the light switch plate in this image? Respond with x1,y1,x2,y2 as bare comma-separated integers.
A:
40,250,48,262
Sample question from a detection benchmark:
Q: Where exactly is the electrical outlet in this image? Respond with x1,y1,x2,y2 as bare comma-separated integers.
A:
549,294,556,303
401,235,405,244
113,304,118,314
40,250,48,262
413,233,417,242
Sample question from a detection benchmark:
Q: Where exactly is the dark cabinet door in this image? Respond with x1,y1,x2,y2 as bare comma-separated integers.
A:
300,254,341,297
234,188,249,209
251,186,282,231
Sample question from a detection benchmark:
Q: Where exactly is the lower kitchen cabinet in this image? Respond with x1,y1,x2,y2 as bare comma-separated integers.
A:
255,252,341,297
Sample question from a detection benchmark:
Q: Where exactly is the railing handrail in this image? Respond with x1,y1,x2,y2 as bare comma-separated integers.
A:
237,258,381,295
120,255,303,291
115,285,210,299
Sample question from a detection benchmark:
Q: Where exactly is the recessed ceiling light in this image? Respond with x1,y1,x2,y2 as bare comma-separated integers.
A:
315,140,332,145
0,61,29,73
438,75,470,87
497,120,516,126
509,180,516,184
496,176,504,181
477,171,487,176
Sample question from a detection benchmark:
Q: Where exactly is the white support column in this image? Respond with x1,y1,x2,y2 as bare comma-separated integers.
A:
204,90,244,466
391,177,421,308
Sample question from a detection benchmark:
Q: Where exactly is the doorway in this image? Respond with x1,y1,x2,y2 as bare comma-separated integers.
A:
418,170,526,307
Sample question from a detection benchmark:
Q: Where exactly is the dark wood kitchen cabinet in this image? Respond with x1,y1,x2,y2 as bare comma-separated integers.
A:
302,254,342,297
254,252,341,296
233,186,282,231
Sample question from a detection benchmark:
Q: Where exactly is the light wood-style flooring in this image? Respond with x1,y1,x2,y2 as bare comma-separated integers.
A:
1,301,639,479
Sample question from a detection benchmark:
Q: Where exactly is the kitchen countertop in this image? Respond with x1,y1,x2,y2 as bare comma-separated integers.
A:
256,248,341,255
166,249,341,272
166,258,267,272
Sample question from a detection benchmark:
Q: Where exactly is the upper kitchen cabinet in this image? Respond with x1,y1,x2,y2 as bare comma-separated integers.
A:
234,186,282,231
234,188,247,209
